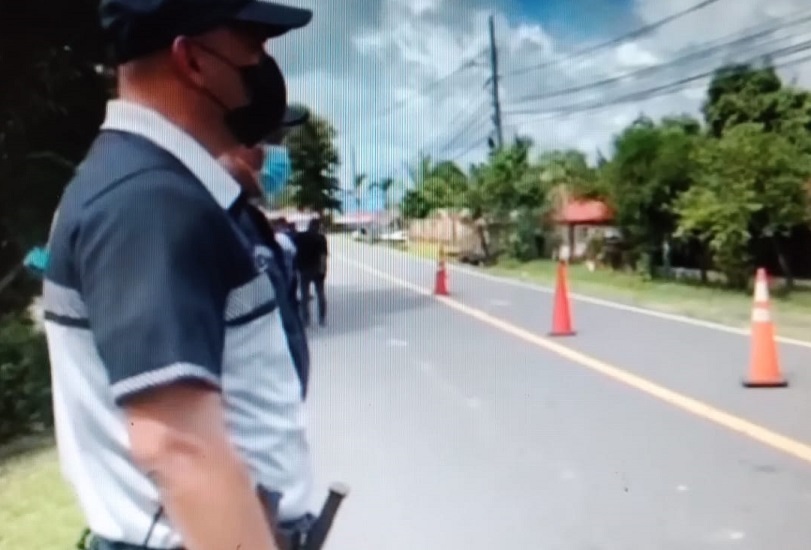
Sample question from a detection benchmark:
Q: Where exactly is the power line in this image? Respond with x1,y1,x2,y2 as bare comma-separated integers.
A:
500,0,727,80
433,96,492,156
413,17,503,163
510,40,811,125
502,8,811,112
451,132,491,163
423,92,490,154
373,49,489,119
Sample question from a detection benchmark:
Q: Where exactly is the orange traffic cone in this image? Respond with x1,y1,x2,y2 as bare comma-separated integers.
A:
743,268,787,388
549,261,575,337
434,245,449,296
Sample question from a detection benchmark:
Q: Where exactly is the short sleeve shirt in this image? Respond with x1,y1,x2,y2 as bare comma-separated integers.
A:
42,100,313,547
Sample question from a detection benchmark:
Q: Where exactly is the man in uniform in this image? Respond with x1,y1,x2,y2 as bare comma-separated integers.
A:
42,1,317,549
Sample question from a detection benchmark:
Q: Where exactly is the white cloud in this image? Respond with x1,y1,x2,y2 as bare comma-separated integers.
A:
269,0,811,196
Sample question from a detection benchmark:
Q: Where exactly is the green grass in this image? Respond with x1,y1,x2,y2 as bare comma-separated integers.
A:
399,240,811,342
0,435,83,550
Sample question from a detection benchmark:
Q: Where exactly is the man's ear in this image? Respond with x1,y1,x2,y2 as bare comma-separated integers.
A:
170,36,206,87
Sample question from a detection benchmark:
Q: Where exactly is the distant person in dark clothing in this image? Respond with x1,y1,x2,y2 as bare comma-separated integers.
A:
295,217,328,327
271,216,299,307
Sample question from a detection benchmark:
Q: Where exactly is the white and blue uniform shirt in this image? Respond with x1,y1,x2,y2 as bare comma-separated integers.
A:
42,100,314,548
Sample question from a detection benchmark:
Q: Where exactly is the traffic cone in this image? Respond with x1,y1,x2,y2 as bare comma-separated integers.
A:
549,261,576,337
434,245,449,296
743,268,787,388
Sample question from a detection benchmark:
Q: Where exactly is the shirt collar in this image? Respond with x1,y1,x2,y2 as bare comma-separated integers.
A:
100,99,242,209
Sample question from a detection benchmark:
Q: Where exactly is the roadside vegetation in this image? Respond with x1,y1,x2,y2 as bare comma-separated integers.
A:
393,62,811,341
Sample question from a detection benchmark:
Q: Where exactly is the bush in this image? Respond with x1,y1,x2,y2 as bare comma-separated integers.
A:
0,312,53,445
506,208,544,261
584,234,605,262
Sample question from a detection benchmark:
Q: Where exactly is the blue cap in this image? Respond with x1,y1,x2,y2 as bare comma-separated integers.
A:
99,0,313,63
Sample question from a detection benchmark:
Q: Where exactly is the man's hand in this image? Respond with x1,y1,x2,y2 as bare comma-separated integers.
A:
125,383,279,550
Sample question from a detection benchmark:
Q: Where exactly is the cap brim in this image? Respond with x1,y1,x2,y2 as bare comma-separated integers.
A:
282,105,309,127
233,1,313,37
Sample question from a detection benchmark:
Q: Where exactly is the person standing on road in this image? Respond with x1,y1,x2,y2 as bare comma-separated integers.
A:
295,217,329,327
41,1,317,549
272,217,299,294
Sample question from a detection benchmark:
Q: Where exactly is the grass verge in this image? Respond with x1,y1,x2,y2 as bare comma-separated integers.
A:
0,434,83,550
399,240,811,342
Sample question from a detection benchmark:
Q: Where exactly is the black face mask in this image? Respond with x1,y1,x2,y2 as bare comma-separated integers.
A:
194,44,288,147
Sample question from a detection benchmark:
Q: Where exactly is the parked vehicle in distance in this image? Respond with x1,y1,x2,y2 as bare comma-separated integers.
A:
380,229,407,243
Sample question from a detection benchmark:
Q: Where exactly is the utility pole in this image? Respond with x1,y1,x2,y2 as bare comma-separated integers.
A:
488,14,504,150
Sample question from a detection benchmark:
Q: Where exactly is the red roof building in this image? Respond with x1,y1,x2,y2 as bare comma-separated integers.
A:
554,200,614,225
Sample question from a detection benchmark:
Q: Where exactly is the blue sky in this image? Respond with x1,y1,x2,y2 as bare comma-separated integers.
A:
513,0,636,41
273,0,811,213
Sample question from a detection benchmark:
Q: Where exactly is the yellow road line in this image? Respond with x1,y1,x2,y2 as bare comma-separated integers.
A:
338,255,811,466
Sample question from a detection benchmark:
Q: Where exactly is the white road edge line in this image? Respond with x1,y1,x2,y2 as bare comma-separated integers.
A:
335,237,811,350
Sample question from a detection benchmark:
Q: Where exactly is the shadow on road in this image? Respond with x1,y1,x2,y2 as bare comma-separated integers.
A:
303,283,434,340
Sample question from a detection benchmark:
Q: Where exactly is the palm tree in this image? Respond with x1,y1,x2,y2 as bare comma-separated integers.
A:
370,177,395,210
352,173,367,210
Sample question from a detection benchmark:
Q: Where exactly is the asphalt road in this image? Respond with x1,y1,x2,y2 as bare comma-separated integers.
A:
304,237,811,550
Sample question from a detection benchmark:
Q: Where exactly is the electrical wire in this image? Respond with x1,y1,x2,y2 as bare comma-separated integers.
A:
421,89,489,149
373,48,489,119
510,40,811,125
428,94,492,156
500,0,727,79
377,0,721,166
503,8,811,112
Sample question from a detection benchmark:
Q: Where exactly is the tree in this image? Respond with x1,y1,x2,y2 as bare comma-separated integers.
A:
464,138,549,260
535,149,602,205
352,173,367,209
703,62,811,150
284,111,342,215
601,115,700,275
369,177,395,210
399,189,432,219
398,155,468,218
0,0,110,313
675,123,811,289
703,63,782,138
472,138,536,218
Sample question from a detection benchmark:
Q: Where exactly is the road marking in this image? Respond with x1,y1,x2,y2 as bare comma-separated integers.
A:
340,238,811,349
337,255,811,467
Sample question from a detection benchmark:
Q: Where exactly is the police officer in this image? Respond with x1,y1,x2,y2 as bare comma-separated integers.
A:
42,1,317,549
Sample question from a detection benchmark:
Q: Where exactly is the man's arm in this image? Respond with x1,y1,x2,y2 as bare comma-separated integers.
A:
78,171,279,550
125,384,280,550
319,234,328,274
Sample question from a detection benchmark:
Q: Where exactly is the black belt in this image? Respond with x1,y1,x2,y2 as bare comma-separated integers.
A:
81,483,347,550
83,517,312,550
85,537,180,550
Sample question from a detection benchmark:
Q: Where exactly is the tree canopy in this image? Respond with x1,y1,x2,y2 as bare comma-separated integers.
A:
397,61,811,289
283,110,342,215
